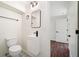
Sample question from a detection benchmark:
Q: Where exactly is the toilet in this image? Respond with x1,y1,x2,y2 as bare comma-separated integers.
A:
6,38,22,57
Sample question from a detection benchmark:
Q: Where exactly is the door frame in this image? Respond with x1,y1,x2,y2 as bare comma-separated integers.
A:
77,1,79,57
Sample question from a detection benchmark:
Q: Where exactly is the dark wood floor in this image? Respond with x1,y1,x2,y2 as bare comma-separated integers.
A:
50,40,70,57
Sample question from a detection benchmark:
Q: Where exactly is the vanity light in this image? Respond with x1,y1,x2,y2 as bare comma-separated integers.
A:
30,1,38,7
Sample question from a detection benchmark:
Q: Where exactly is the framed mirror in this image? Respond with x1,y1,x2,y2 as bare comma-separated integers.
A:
31,9,41,28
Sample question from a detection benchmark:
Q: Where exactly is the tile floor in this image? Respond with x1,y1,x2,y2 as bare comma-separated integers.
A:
5,51,30,57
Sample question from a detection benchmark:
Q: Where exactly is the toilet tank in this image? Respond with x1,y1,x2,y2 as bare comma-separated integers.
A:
6,38,18,47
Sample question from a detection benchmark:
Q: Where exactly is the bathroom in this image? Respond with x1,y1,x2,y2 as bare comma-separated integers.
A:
0,1,78,57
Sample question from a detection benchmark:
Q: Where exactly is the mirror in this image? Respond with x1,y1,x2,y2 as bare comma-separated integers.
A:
31,9,41,28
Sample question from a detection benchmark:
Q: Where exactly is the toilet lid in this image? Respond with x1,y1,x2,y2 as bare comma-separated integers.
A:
9,45,22,52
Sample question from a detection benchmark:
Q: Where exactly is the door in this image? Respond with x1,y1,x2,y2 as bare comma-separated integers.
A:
56,17,68,43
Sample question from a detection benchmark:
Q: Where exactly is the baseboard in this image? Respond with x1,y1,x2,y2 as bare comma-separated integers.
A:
22,48,40,57
22,48,34,57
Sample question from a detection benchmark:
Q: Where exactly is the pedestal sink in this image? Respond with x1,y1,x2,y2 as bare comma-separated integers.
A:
26,34,40,56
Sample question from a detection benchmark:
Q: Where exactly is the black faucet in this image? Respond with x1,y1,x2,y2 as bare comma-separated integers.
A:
34,31,38,37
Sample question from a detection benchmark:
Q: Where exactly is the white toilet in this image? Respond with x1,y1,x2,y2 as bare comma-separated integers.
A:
6,38,22,57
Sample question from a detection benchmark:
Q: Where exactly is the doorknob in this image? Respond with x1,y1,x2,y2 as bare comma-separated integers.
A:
67,35,71,37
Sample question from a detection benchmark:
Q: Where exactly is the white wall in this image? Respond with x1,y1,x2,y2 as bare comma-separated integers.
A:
38,2,50,56
0,7,22,56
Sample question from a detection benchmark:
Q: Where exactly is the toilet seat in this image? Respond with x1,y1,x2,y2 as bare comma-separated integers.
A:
9,45,22,52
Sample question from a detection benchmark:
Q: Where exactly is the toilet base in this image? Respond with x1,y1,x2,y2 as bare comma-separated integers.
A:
5,53,11,57
9,52,21,57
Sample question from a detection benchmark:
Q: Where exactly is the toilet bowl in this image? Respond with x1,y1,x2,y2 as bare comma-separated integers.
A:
6,38,22,57
9,45,22,57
